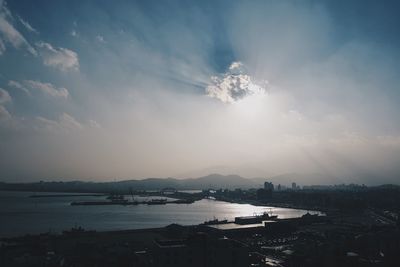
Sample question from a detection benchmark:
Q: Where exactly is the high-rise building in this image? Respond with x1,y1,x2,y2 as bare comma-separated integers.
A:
264,181,274,191
292,182,297,190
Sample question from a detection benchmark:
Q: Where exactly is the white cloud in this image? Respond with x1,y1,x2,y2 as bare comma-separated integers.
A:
229,61,244,72
25,80,69,99
35,113,83,133
36,41,79,71
0,1,37,56
70,30,77,37
59,113,83,130
0,37,5,54
0,104,10,120
9,80,68,98
0,87,11,103
0,101,10,122
206,61,267,103
17,15,39,34
8,80,30,95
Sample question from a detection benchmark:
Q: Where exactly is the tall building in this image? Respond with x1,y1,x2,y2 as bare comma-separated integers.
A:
292,182,297,190
264,181,274,191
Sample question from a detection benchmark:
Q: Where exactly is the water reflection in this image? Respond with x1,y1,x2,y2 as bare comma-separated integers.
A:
0,191,321,237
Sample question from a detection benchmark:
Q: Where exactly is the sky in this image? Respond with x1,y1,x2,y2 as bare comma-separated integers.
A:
0,0,400,185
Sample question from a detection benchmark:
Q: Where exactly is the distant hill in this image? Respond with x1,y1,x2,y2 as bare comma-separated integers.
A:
1,173,398,193
111,174,257,190
0,174,259,193
184,174,256,189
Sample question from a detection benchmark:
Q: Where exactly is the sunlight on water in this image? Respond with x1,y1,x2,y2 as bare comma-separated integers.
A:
0,191,321,237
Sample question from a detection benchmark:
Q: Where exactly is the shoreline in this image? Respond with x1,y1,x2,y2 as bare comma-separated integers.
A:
213,197,329,213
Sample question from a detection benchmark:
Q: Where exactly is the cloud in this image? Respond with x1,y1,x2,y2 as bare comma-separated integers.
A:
205,61,267,103
0,104,10,120
36,41,79,71
229,61,243,72
35,113,83,133
0,1,37,55
8,80,30,95
9,79,68,98
59,113,83,130
1,1,400,183
0,38,5,54
17,15,38,34
24,80,69,99
0,88,11,103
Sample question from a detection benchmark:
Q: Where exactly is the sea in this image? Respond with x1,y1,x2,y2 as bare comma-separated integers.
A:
0,190,321,238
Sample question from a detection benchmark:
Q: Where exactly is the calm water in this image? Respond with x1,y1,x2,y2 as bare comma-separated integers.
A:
0,191,320,237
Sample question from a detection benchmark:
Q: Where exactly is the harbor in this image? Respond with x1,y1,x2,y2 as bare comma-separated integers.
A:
0,190,319,238
70,193,195,206
70,199,194,206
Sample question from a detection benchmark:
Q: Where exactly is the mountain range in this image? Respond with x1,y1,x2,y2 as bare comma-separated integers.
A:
0,173,338,193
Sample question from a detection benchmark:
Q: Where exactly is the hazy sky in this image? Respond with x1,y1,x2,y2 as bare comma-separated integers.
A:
1,0,400,184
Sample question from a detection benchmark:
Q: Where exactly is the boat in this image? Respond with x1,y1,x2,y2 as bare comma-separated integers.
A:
107,194,126,201
147,198,167,205
106,194,129,203
203,218,229,225
172,199,195,204
70,201,136,206
234,212,278,225
70,194,135,206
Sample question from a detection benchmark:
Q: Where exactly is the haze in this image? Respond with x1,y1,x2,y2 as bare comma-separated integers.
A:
1,0,400,185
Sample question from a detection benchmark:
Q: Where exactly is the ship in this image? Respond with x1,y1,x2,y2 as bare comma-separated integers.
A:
147,198,167,205
107,194,128,202
203,218,229,225
71,194,132,206
172,198,195,204
234,212,278,225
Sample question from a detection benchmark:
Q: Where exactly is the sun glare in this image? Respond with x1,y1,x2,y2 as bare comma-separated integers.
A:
232,88,268,119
